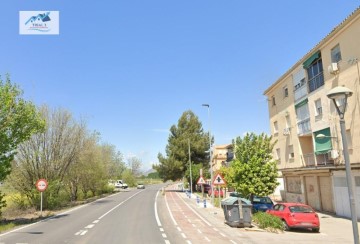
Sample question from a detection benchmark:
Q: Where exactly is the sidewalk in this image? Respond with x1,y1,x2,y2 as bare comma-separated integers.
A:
168,184,359,244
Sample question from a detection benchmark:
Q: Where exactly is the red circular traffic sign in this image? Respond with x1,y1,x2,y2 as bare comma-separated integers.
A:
36,179,48,192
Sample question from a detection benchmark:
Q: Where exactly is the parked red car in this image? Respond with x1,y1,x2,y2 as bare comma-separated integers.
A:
266,202,320,232
207,188,224,197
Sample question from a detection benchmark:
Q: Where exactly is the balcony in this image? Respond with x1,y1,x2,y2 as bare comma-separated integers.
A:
297,118,311,135
308,72,324,93
294,83,308,102
302,153,335,167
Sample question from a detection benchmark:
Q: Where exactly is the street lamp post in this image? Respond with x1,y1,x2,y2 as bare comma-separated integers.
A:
188,139,192,196
327,86,359,244
202,104,214,205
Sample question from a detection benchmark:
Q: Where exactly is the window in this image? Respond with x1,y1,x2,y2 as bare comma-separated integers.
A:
285,114,291,128
272,96,276,106
273,121,278,134
314,99,322,118
283,86,289,98
276,148,281,164
288,145,294,159
331,44,342,63
306,53,324,93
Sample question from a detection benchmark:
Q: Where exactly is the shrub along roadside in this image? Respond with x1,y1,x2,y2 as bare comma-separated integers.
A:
252,211,284,232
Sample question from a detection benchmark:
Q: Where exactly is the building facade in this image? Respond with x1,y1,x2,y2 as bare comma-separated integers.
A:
211,144,233,172
264,7,360,218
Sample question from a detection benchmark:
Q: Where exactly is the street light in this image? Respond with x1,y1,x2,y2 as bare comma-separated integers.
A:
327,86,359,244
188,139,192,196
202,103,214,205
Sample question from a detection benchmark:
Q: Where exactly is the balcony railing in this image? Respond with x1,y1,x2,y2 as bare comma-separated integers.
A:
297,118,311,135
303,153,315,167
302,153,334,167
294,83,308,102
308,72,324,93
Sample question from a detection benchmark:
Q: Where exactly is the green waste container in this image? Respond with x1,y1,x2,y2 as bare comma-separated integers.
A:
221,197,252,228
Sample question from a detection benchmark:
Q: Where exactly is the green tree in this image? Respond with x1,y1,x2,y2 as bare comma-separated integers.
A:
184,163,210,191
223,132,279,197
0,75,45,214
153,110,210,182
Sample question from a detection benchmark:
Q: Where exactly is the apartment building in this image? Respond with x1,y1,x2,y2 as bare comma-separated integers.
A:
264,7,360,219
211,144,233,172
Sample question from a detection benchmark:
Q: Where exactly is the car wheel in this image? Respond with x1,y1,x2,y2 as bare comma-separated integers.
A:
312,228,320,233
282,220,290,231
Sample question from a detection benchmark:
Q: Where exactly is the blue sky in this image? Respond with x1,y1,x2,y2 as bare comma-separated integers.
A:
1,1,359,171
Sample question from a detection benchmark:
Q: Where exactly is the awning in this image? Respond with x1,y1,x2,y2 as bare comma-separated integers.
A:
303,51,321,69
314,128,332,155
295,98,308,109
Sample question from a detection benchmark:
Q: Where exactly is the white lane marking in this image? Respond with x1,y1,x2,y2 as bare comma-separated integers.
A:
197,229,202,234
162,233,167,238
75,230,82,235
165,240,171,244
98,190,143,220
205,236,211,242
85,224,95,229
186,240,192,244
230,240,237,244
155,190,162,227
192,224,196,227
80,230,88,236
160,228,164,232
213,227,218,232
93,220,99,224
177,192,212,226
181,233,187,238
177,227,182,232
220,232,226,237
165,193,178,226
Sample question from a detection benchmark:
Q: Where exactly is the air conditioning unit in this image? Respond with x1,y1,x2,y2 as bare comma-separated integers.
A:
328,63,339,75
327,150,339,159
283,128,290,136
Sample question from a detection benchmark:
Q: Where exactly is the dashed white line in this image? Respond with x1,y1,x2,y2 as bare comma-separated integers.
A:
213,227,219,232
92,220,99,224
186,240,192,244
181,233,187,238
230,240,237,244
85,224,95,229
160,228,164,232
162,233,167,238
219,232,226,237
98,190,143,220
165,240,171,244
177,193,212,226
80,230,88,236
205,236,211,242
177,227,182,232
197,229,202,234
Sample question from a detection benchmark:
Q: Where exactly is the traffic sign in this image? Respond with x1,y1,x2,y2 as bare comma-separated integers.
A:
213,173,226,185
36,179,48,192
197,176,206,185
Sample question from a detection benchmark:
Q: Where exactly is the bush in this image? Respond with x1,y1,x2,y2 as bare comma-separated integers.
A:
252,212,284,232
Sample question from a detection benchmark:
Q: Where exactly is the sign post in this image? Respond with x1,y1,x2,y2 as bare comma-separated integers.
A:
213,173,227,204
197,176,206,198
36,179,48,216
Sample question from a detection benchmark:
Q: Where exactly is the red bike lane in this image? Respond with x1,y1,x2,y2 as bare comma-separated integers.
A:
164,187,241,244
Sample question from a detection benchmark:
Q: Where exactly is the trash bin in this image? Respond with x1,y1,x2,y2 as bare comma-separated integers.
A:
221,197,252,228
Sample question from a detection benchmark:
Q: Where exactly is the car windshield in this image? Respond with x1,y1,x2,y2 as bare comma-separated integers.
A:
252,197,272,204
289,206,314,213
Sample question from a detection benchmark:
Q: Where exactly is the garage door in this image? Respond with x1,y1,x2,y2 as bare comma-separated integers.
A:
319,176,334,212
305,176,320,210
333,177,351,218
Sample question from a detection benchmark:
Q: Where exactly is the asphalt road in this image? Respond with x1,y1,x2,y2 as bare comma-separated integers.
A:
0,183,356,244
0,184,168,244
